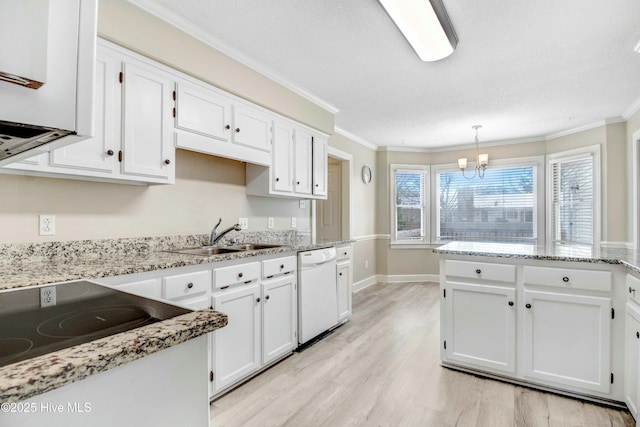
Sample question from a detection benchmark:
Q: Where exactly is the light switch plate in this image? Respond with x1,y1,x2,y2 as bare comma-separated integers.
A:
291,217,297,228
267,217,274,229
39,214,55,236
238,218,249,230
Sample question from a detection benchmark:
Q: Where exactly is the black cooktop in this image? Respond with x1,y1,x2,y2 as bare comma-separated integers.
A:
0,281,192,368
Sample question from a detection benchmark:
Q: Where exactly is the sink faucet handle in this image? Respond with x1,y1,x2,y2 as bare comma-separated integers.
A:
214,217,222,231
234,223,242,231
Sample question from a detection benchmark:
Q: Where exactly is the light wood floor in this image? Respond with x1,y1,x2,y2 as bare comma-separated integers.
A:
210,282,635,427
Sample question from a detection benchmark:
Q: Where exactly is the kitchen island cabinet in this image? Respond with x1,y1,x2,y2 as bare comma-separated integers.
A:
435,242,627,405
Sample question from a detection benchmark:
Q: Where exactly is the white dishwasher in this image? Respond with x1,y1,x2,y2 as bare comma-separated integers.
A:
298,247,338,345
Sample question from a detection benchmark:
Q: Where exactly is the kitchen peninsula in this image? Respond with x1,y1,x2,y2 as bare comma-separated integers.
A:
434,241,640,415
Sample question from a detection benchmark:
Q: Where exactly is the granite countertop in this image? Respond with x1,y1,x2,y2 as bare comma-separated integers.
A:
433,241,640,274
0,309,228,403
0,231,352,403
0,232,353,291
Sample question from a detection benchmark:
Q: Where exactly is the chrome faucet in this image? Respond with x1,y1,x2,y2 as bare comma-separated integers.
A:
209,217,242,246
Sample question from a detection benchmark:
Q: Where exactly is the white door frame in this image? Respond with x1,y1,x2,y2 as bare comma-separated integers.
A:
632,128,640,249
311,146,353,243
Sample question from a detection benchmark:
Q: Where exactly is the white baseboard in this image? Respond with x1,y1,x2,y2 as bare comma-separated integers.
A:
352,275,378,293
377,274,439,283
600,241,634,249
352,274,439,293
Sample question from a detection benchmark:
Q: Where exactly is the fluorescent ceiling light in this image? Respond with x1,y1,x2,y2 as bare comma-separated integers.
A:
380,0,458,62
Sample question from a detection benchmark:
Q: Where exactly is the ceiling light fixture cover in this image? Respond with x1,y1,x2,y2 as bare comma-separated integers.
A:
380,0,458,62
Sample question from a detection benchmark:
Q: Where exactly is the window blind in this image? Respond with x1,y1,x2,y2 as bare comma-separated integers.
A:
437,166,536,242
551,156,593,244
395,170,426,240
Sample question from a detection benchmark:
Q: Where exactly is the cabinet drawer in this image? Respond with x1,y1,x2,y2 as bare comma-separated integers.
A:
337,246,352,261
445,260,516,283
262,256,296,278
215,262,260,288
627,274,640,304
523,266,611,292
163,270,211,300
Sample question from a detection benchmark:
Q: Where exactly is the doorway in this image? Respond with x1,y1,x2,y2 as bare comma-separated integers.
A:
313,147,352,243
317,158,342,242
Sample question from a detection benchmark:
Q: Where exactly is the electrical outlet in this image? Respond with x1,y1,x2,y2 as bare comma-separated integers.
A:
267,217,274,229
40,286,56,307
365,260,369,269
299,200,306,209
39,215,55,236
238,218,249,230
291,217,297,228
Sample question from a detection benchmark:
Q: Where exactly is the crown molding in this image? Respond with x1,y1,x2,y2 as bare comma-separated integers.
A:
334,127,379,150
624,95,640,120
127,0,339,115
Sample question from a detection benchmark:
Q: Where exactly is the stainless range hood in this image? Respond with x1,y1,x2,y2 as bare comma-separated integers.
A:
0,0,97,165
0,121,74,161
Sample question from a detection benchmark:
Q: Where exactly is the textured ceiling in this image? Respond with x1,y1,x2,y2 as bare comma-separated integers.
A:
134,0,640,149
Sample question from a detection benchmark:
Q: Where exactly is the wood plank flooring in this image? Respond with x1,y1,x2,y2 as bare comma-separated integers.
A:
210,282,635,426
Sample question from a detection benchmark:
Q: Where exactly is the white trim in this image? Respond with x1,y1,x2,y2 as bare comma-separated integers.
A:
353,234,388,241
352,276,378,293
546,144,601,248
632,129,640,250
545,121,609,140
334,127,378,150
389,243,443,249
390,164,431,245
431,156,546,245
600,241,634,249
381,135,544,153
625,96,640,121
353,274,440,292
635,38,640,54
377,274,439,283
127,0,339,115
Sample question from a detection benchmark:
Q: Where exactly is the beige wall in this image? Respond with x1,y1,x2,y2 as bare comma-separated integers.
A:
98,0,334,135
374,123,631,277
0,150,309,243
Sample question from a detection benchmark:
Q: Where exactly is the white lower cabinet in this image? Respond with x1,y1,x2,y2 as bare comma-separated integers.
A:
440,256,624,403
444,282,516,374
625,302,640,419
522,290,611,393
336,245,353,323
212,283,262,393
262,276,297,365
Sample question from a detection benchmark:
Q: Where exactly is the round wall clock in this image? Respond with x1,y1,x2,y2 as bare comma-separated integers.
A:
361,165,372,184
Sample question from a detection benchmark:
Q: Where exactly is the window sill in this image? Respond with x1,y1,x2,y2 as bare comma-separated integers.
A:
389,242,445,250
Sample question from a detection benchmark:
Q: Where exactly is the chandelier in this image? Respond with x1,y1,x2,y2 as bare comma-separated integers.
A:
458,125,488,179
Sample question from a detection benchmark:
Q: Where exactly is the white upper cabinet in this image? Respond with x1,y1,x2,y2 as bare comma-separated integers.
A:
312,134,328,197
233,102,272,153
174,80,272,167
1,39,176,185
293,128,313,195
246,119,329,200
175,81,233,142
121,61,174,180
271,121,295,193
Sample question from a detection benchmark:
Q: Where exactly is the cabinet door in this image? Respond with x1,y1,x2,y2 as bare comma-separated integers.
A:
312,135,328,197
337,262,352,322
523,290,611,393
262,276,296,365
50,50,120,172
444,282,516,374
293,128,312,195
121,61,174,179
625,303,640,418
233,103,272,153
271,120,294,193
212,284,261,392
175,81,232,143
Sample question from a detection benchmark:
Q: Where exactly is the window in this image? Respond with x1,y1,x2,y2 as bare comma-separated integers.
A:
391,165,429,244
433,158,543,244
547,146,600,246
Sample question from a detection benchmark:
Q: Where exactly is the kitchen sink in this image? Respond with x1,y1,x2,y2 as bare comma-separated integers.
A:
226,243,283,251
170,243,283,256
172,247,242,256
